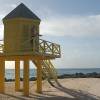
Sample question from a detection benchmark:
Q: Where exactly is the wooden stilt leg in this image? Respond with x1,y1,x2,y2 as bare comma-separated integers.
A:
15,60,20,91
36,60,42,93
23,60,29,96
0,59,5,93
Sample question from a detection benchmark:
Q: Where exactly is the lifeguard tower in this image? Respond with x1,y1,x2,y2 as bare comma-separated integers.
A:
0,3,61,96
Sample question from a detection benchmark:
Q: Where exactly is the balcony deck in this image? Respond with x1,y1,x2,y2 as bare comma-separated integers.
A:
0,39,61,60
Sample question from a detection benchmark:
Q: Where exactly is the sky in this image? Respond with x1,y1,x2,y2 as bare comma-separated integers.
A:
0,0,100,68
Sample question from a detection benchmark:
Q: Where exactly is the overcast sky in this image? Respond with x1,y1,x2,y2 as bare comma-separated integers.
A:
0,0,100,68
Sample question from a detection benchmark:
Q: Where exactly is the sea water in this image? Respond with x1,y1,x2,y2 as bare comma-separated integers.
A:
5,68,100,80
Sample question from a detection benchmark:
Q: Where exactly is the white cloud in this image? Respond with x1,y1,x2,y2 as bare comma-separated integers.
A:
40,15,100,37
0,25,4,39
4,4,17,9
10,4,17,8
5,61,15,69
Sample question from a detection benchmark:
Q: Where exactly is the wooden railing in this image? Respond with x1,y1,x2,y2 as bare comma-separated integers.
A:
38,39,61,57
0,40,4,53
0,39,61,58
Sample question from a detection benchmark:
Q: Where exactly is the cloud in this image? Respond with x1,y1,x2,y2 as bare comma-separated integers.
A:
40,15,100,37
0,25,4,39
10,4,17,8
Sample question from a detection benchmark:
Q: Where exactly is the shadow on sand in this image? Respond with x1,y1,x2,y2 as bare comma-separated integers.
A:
30,82,100,100
51,82,100,100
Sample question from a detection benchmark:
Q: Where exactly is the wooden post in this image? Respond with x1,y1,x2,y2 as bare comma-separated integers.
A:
15,60,20,91
0,59,5,93
23,60,29,96
36,60,42,93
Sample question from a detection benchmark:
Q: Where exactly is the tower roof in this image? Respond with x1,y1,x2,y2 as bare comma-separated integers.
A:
3,3,41,21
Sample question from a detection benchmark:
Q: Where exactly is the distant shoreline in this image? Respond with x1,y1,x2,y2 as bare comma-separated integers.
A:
5,72,100,82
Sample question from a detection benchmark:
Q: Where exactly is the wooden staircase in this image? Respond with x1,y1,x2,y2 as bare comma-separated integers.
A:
32,60,58,86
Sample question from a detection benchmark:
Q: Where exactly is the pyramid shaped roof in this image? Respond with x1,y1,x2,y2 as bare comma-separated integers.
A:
3,3,41,21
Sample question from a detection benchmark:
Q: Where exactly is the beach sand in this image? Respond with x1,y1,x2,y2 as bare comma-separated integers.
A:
0,78,100,100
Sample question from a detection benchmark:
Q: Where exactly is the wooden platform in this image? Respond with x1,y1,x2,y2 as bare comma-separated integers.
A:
0,53,60,61
0,38,61,60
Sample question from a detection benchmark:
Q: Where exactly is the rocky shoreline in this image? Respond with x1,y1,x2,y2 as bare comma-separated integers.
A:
58,72,100,79
5,72,100,82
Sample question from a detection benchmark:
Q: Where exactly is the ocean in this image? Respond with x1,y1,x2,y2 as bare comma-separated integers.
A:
5,68,100,80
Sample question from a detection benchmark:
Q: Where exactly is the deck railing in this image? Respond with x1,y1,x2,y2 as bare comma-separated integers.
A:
0,41,4,53
38,39,61,57
0,39,61,58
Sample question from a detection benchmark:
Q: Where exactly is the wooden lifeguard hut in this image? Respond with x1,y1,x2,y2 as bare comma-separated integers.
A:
0,3,61,96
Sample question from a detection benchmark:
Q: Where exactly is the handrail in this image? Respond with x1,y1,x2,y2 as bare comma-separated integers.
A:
39,39,59,46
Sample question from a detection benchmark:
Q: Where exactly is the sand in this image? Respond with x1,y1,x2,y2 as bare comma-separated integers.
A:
0,78,100,100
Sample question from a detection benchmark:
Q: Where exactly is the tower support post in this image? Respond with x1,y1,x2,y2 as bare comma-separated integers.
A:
36,60,42,93
15,60,20,91
0,59,5,93
23,59,29,96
